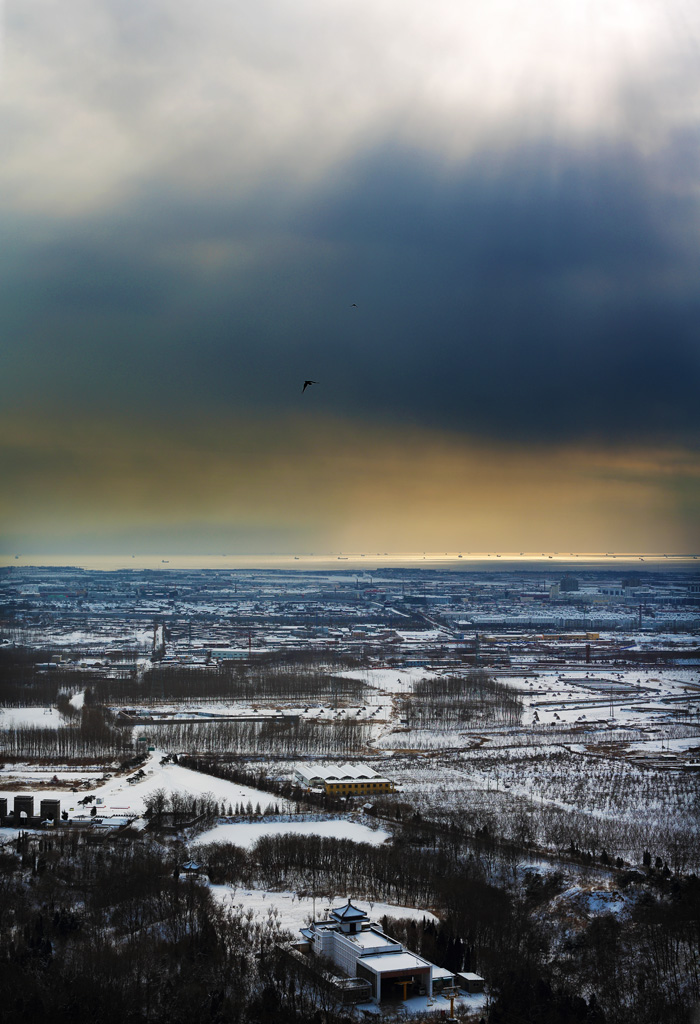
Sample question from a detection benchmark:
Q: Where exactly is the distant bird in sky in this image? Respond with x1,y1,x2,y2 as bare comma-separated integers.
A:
302,380,316,392
350,303,358,307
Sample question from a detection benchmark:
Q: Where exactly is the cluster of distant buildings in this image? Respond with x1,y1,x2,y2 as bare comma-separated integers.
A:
2,565,699,681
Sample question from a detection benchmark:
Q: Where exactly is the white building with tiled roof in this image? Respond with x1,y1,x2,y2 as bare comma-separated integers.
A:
293,763,394,795
300,900,452,1002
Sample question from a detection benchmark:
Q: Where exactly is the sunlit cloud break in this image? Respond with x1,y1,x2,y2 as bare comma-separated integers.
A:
0,414,697,556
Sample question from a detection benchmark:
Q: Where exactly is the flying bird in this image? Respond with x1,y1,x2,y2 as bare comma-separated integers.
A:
350,303,358,307
302,380,316,392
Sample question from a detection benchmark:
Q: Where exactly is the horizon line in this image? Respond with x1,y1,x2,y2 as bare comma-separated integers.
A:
2,551,699,572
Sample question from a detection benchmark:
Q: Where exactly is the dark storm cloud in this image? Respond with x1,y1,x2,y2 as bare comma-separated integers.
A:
1,135,698,444
297,139,700,442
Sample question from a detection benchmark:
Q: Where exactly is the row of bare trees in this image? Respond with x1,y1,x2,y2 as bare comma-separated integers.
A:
144,717,371,756
0,707,131,759
0,645,369,705
411,669,523,727
96,659,369,704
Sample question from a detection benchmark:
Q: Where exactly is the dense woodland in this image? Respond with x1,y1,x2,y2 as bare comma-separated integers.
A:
0,824,698,1024
112,656,368,705
0,647,371,758
144,718,372,757
0,711,372,761
410,671,523,728
0,648,367,706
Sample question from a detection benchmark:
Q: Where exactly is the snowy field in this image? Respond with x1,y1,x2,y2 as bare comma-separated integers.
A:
0,705,66,727
0,749,291,818
335,666,439,695
10,624,154,649
117,700,394,724
499,666,700,746
4,663,698,783
208,888,435,935
2,651,697,870
0,751,392,853
195,818,390,849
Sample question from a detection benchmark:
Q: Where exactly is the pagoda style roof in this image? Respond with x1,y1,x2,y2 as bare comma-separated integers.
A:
331,900,368,921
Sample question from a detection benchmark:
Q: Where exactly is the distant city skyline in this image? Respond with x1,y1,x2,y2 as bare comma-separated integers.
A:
1,1,698,556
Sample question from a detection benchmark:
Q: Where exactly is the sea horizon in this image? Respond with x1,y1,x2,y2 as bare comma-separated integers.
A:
1,551,698,572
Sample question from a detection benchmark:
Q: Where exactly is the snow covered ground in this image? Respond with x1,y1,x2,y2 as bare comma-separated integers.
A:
208,887,435,935
0,705,65,727
0,751,393,851
499,667,700,745
0,749,290,818
2,653,696,871
335,667,439,695
195,818,390,849
549,885,628,922
354,990,487,1018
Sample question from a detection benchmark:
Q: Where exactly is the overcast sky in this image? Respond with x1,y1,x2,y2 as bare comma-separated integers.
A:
1,0,699,555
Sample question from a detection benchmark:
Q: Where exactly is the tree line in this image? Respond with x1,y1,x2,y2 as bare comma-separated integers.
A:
409,669,523,728
143,718,371,757
0,645,368,706
0,706,131,759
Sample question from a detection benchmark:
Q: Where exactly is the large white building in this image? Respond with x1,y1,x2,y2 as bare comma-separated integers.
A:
293,762,395,796
300,900,452,1002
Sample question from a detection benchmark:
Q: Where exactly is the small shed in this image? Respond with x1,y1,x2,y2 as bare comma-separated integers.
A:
431,965,457,993
457,971,485,994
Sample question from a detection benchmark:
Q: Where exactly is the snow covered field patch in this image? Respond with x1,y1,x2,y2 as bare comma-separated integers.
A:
195,818,390,849
208,886,436,935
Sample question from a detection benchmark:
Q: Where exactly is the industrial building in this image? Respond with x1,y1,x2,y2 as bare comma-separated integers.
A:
293,762,395,796
299,901,453,1002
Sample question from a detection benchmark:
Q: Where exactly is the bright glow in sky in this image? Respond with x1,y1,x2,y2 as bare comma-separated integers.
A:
1,0,697,212
1,413,698,555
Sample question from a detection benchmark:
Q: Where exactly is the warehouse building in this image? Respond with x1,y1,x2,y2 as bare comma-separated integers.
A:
293,762,395,795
